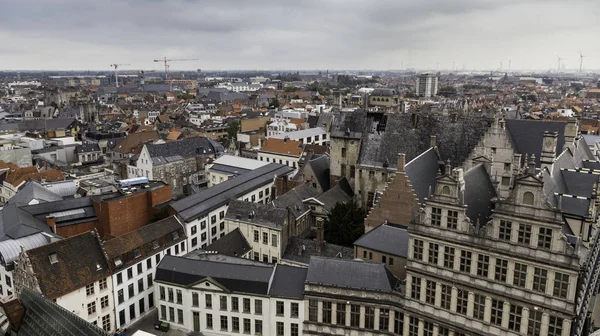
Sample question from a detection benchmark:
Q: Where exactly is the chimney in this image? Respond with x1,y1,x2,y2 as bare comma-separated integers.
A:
397,153,406,173
1,298,25,332
540,131,558,170
46,216,56,233
429,135,437,148
316,217,324,253
528,154,536,175
564,118,579,150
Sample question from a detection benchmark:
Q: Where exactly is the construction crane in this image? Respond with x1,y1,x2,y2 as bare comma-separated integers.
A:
153,57,198,79
110,63,130,88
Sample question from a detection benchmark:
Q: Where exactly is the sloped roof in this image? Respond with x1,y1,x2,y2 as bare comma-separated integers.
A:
27,231,111,299
224,200,287,229
405,147,442,202
16,287,111,336
268,264,307,299
7,181,63,206
113,131,160,154
464,164,497,226
0,204,51,241
272,184,319,218
354,224,408,257
259,138,303,156
75,142,101,154
505,119,567,167
204,228,252,257
305,257,399,292
146,137,218,160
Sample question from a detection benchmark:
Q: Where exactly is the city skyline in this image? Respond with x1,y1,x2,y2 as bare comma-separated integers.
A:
1,0,600,71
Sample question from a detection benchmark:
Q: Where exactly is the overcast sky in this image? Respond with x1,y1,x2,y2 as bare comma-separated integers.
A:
1,0,599,71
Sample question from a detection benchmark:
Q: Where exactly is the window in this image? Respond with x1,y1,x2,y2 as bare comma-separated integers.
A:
206,294,212,308
291,302,299,318
86,283,95,296
101,295,109,309
408,316,419,336
116,273,123,285
262,232,268,244
425,280,436,305
255,320,262,335
504,162,511,171
394,311,403,334
460,250,472,273
413,239,424,260
438,326,450,336
146,258,152,270
322,301,332,323
206,313,213,329
102,314,110,331
87,302,96,315
178,309,183,324
538,227,553,249
523,191,534,205
553,272,570,299
477,254,489,277
389,257,394,266
513,263,528,287
220,316,228,331
243,318,251,333
528,310,543,336
129,284,135,299
473,294,486,320
490,298,504,326
440,284,452,309
263,254,268,263
423,321,434,336
350,304,360,327
159,286,165,300
336,303,346,325
364,307,375,329
138,279,144,293
276,321,284,336
133,249,141,258
127,268,133,279
253,230,259,242
219,210,225,219
341,147,347,158
191,225,197,235
308,299,318,321
509,304,523,332
147,274,153,288
291,323,299,336
272,234,278,247
502,176,511,186
149,293,154,308
160,306,166,320
243,298,251,313
447,210,458,229
494,258,508,282
155,254,160,264
456,289,469,315
411,277,421,300
428,242,439,265
444,246,455,269
499,220,512,240
220,295,227,310
232,317,240,332
431,207,442,226
231,297,239,312
548,316,563,336
211,215,217,224
192,293,199,307
254,300,262,315
442,185,450,195
533,267,548,293
518,223,532,245
99,278,107,291
379,308,389,331
276,301,284,316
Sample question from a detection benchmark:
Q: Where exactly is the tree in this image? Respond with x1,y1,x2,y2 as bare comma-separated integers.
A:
324,200,366,247
269,98,280,109
226,120,240,146
284,86,299,92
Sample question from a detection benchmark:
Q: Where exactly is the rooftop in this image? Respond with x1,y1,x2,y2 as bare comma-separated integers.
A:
354,224,409,257
270,127,327,141
259,138,303,156
224,200,288,229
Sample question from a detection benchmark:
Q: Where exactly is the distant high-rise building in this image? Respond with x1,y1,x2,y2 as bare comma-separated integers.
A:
416,73,438,98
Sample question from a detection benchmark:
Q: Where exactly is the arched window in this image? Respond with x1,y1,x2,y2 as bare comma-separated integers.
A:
523,192,534,205
442,186,450,195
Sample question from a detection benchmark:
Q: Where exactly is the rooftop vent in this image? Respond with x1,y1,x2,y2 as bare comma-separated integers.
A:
48,253,58,264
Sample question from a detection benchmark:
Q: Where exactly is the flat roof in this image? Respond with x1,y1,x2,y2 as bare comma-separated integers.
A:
212,154,269,170
270,127,327,140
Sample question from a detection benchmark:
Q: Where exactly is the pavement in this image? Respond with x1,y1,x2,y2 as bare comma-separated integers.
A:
124,309,189,336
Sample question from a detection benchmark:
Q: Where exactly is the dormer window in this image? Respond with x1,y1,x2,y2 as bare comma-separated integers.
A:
172,232,179,241
523,192,534,206
152,240,160,249
442,186,450,195
114,257,123,267
49,253,58,264
133,249,142,258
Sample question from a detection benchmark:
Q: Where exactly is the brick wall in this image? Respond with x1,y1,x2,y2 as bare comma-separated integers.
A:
55,221,97,238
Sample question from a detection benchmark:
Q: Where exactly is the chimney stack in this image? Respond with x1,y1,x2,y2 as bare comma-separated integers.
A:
316,217,324,253
397,153,406,173
528,154,536,175
540,131,558,170
430,135,437,148
1,297,25,332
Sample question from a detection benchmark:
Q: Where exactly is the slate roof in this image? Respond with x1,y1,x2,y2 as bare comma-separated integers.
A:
405,147,443,202
7,181,63,206
146,137,220,161
0,118,77,133
313,178,353,211
463,164,497,226
354,224,409,257
269,264,307,299
203,228,252,257
272,184,319,219
75,142,101,154
20,197,96,227
113,131,160,154
505,119,567,167
305,257,400,292
16,287,111,336
209,164,251,176
102,216,184,263
0,204,51,241
224,200,288,229
155,255,273,295
282,237,354,266
26,231,111,299
307,155,331,191
171,163,293,221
